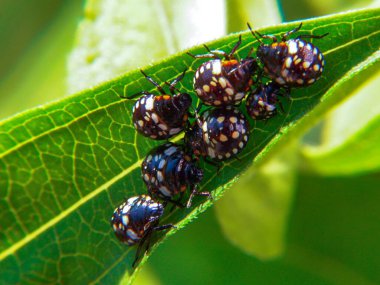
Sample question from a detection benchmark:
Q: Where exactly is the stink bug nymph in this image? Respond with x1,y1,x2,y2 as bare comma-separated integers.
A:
248,23,327,88
122,70,192,140
246,82,282,120
188,36,258,107
141,143,211,208
110,195,175,267
185,107,250,161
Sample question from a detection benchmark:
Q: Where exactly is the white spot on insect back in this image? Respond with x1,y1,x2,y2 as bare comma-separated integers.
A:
202,123,208,132
158,123,168,131
313,64,320,71
122,215,129,226
276,77,285,84
288,41,298,54
158,159,166,169
281,69,289,77
200,66,205,74
159,186,171,197
151,113,159,123
206,62,211,70
208,147,216,158
303,61,311,69
212,61,222,75
145,96,154,110
220,134,228,142
219,77,227,88
157,171,164,182
127,229,139,240
138,120,144,127
296,79,304,85
122,205,132,214
225,88,234,96
235,92,244,100
217,116,225,123
285,57,292,68
203,85,210,92
232,131,239,139
164,146,177,156
169,127,181,135
294,57,302,65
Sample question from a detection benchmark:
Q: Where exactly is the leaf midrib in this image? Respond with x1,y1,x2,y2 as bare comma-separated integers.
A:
0,159,142,261
2,27,378,160
1,26,378,261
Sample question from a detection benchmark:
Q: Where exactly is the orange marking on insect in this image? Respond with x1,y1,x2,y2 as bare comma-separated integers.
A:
223,59,238,67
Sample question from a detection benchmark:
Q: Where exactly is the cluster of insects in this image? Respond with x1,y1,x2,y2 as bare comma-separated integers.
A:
110,23,328,266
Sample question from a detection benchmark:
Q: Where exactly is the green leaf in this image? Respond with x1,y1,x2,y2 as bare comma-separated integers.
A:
68,0,227,94
147,172,380,285
301,71,380,175
0,0,84,119
215,142,298,260
0,8,379,284
302,115,380,175
286,172,380,285
226,0,283,32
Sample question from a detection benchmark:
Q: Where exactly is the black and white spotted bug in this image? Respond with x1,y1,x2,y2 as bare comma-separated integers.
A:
110,194,175,267
246,82,282,120
248,23,327,88
185,107,250,161
123,70,192,140
141,143,211,208
188,36,258,107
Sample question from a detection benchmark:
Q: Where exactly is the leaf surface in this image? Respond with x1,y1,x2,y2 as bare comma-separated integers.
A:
0,8,379,285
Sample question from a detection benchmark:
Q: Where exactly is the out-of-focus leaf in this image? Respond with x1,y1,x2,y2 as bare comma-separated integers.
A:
149,172,380,285
286,173,380,285
226,0,283,33
67,0,226,93
302,115,380,175
0,9,379,285
148,209,333,285
301,71,380,175
0,0,84,119
215,142,297,260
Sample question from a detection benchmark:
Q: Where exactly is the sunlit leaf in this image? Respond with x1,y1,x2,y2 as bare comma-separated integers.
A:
301,71,380,175
215,143,298,260
68,0,226,93
0,8,379,285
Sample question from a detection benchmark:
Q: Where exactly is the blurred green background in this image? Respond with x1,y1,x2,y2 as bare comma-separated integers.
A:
1,1,379,284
